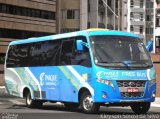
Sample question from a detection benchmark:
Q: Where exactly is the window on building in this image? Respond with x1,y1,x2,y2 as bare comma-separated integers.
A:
0,3,55,20
140,0,144,8
115,0,119,8
1,4,7,13
67,10,74,19
140,14,143,21
65,9,80,19
130,13,134,20
146,28,153,34
146,1,153,8
131,0,134,7
140,26,143,34
0,28,54,39
156,18,160,27
146,15,153,21
130,26,134,31
107,0,112,7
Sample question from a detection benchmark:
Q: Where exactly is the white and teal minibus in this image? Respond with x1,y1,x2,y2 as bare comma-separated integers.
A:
4,29,156,113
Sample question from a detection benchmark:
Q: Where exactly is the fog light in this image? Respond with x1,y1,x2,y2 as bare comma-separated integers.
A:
102,94,107,98
152,94,156,97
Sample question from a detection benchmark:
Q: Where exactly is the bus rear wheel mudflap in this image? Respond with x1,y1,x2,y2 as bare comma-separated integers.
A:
130,102,151,114
25,91,43,108
80,91,100,113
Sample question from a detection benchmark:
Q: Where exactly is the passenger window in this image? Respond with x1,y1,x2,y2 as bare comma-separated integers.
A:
17,44,30,67
6,36,91,68
7,45,16,68
45,40,61,66
29,42,42,66
60,39,75,65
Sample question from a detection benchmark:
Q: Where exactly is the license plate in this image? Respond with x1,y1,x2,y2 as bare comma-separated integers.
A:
127,88,139,93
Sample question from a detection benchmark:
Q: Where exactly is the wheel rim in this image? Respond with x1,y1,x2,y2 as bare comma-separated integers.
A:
27,93,32,105
83,95,93,111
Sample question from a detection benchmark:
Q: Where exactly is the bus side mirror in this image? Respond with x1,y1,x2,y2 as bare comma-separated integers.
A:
146,40,153,52
76,40,83,51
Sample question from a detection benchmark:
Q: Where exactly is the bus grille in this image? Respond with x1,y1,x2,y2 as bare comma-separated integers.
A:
121,92,144,98
117,80,146,87
116,80,146,98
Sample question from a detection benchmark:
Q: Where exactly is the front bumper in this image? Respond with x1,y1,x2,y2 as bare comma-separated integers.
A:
93,81,156,103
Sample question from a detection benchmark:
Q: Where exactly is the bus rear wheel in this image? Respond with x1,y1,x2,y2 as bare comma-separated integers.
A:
26,91,43,108
80,91,100,113
130,102,150,114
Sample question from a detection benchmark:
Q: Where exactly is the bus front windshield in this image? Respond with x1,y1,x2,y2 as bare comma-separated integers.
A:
90,35,152,69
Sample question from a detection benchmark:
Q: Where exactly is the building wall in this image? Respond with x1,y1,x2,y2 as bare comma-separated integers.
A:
80,0,120,30
57,0,80,33
0,0,56,86
0,0,56,11
0,0,56,33
124,0,155,45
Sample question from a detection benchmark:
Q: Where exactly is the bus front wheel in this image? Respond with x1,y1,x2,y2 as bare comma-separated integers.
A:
26,91,43,108
80,91,100,113
131,102,150,114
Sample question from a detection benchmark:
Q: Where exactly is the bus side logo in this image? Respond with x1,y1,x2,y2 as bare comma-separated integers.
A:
40,73,45,86
40,73,57,86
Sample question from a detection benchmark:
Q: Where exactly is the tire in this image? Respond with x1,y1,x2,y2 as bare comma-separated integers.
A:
131,102,150,114
26,91,43,108
64,103,79,110
80,91,100,113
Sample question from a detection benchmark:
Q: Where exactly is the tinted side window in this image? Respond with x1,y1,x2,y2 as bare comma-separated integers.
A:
71,36,92,67
29,42,42,66
6,44,30,68
59,38,75,65
7,45,17,68
17,44,30,67
29,40,61,66
43,40,61,66
6,37,91,68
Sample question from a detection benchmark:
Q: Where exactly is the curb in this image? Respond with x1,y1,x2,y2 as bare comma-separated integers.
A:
151,103,160,107
0,86,5,89
151,98,160,107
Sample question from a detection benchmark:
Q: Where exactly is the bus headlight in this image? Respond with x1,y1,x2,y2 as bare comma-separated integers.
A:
149,79,156,87
97,78,114,87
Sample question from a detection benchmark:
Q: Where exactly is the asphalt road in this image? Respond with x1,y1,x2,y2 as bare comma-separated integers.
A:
0,89,160,119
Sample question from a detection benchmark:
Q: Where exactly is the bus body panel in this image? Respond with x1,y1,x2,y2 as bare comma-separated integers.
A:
4,29,156,106
5,66,93,103
92,66,156,103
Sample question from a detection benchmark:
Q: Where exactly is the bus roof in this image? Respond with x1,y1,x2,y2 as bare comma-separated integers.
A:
9,29,140,45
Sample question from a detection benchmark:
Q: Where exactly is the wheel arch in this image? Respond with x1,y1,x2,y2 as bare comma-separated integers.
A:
78,87,91,102
23,87,32,98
